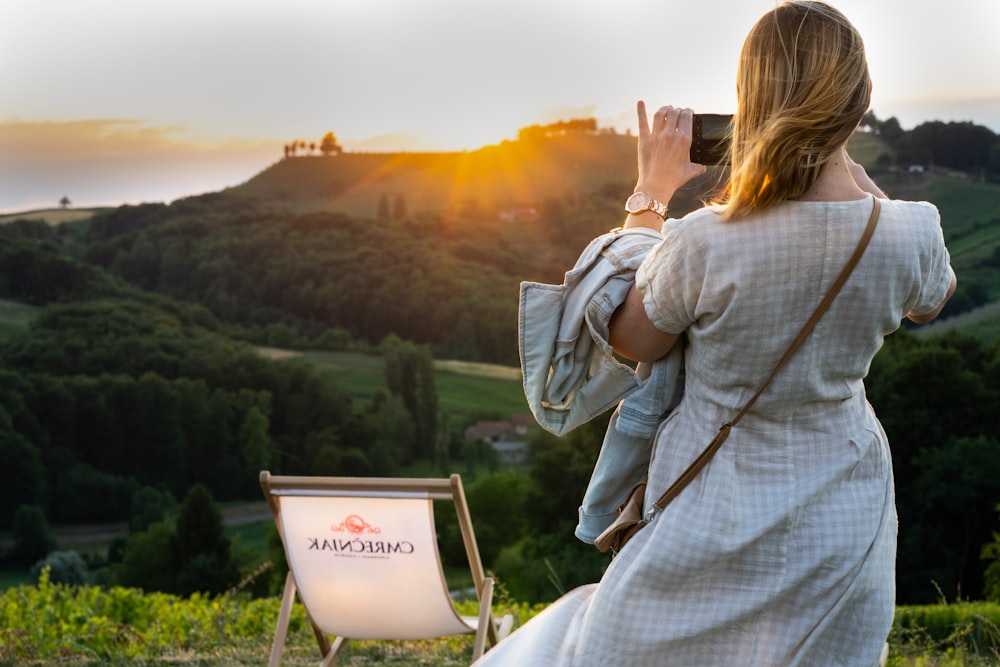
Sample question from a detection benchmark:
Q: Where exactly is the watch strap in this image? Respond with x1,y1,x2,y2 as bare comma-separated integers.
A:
626,192,668,220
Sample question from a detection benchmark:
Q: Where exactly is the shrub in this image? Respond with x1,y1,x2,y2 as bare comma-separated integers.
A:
30,550,88,585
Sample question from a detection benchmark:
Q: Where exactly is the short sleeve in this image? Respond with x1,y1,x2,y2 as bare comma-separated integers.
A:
906,202,953,317
634,213,713,335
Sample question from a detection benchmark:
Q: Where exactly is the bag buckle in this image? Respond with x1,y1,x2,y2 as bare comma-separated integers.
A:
642,503,662,524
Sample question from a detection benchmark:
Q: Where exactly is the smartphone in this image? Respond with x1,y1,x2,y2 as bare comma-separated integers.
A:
691,114,733,165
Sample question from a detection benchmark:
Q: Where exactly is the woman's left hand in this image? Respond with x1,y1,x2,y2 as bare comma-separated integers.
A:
634,102,707,205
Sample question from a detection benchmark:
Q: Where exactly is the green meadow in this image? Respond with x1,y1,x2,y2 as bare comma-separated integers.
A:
263,349,528,421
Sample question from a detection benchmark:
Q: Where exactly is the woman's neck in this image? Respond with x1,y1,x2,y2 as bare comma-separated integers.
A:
794,147,869,202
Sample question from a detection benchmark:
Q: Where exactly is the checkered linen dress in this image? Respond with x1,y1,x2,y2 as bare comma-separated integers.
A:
476,196,953,667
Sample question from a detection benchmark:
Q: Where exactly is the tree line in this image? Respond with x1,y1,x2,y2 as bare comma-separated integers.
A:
861,111,1000,175
72,192,574,366
283,131,342,158
517,117,601,142
0,240,447,524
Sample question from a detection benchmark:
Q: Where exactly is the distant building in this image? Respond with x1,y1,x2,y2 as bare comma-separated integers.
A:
490,440,528,466
509,413,535,431
498,207,538,222
464,414,534,465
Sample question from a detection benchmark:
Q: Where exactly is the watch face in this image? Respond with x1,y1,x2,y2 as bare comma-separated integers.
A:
625,192,650,213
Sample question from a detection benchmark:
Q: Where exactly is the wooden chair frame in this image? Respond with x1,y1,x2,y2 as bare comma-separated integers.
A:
260,471,511,666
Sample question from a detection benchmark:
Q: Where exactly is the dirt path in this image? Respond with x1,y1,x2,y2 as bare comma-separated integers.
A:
0,502,271,550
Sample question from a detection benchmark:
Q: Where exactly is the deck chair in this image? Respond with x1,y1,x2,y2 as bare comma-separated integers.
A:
259,471,513,666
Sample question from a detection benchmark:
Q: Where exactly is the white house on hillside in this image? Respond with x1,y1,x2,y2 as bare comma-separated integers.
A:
464,414,534,465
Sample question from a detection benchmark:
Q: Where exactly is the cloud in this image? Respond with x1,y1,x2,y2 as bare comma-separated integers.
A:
0,119,279,212
0,118,273,164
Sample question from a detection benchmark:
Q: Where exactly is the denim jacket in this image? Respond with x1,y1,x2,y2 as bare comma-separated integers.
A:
519,226,684,544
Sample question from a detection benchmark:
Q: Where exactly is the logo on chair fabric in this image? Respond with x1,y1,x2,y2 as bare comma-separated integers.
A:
330,514,381,535
303,515,414,559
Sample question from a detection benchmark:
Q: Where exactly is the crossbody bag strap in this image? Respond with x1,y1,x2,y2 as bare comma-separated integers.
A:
644,197,881,519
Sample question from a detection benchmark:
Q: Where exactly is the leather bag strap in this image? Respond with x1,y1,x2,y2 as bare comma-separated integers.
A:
644,197,881,517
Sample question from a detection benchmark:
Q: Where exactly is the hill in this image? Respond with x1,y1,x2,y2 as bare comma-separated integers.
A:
228,130,1000,235
222,130,1000,339
5,128,1000,348
228,132,639,217
224,130,902,213
7,129,998,348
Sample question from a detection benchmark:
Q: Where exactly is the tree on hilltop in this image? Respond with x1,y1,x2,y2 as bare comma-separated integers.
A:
518,118,598,141
283,140,309,158
320,131,342,156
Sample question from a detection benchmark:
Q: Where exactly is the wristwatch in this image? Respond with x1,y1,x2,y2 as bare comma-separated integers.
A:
625,192,668,220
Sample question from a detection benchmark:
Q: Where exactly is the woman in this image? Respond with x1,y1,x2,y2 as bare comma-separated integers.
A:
482,2,955,665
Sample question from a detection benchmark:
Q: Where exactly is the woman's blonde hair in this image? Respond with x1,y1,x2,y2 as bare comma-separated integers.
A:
718,1,871,220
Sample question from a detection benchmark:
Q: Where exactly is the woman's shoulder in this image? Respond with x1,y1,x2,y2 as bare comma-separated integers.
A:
882,197,940,222
660,207,727,253
675,205,726,226
877,198,945,243
666,195,942,235
666,206,726,237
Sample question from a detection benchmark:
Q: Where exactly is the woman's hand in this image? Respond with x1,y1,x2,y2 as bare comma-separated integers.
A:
844,149,888,198
633,102,707,208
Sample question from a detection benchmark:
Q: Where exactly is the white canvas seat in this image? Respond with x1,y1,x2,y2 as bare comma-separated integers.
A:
260,471,512,666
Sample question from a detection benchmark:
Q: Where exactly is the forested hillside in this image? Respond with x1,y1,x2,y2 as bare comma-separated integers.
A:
2,117,1000,607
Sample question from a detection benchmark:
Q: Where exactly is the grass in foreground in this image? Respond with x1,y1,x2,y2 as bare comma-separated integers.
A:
0,571,540,666
3,571,999,666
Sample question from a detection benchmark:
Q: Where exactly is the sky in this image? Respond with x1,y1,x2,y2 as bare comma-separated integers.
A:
2,0,999,213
